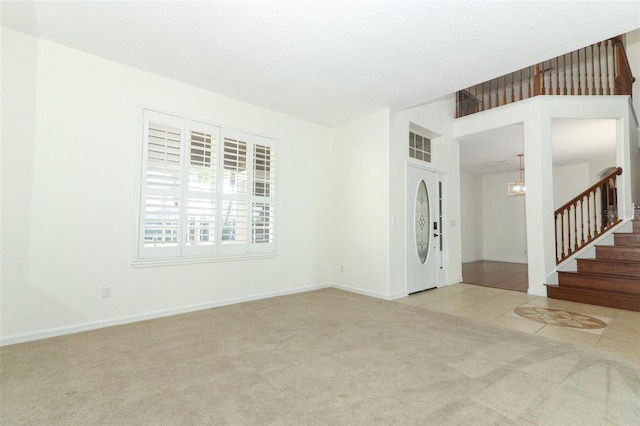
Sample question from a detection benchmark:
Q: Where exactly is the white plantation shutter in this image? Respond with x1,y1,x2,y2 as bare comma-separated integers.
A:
219,132,250,254
140,111,185,258
220,200,248,245
137,109,277,261
184,123,220,256
252,202,274,244
222,136,248,195
251,139,276,249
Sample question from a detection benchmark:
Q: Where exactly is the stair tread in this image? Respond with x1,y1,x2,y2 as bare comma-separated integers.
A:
559,270,640,280
579,258,640,264
546,282,640,296
613,234,640,239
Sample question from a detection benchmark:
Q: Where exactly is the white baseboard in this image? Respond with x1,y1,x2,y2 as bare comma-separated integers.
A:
4,276,544,346
388,291,408,300
330,282,392,300
528,288,547,297
0,283,331,347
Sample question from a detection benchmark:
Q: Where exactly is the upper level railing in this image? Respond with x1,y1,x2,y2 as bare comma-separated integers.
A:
456,36,635,118
555,167,622,264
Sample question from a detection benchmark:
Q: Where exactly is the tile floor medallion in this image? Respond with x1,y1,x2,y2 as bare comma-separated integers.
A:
396,284,639,363
514,307,609,332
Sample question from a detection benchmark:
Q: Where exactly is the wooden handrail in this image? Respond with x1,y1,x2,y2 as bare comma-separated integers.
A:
456,35,635,118
556,167,622,213
554,167,622,264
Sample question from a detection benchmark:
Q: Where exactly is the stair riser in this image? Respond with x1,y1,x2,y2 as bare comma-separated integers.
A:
595,246,640,261
547,286,640,312
557,272,640,294
547,223,640,313
577,260,640,277
614,234,640,246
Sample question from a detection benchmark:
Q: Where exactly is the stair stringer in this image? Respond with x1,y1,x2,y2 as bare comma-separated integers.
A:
546,219,633,285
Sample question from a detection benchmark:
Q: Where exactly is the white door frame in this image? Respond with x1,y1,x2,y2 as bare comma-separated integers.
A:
406,162,446,294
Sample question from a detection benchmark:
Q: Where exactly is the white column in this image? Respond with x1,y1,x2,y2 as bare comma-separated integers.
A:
523,111,556,296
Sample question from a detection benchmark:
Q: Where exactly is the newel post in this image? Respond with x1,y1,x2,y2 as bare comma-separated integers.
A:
613,36,635,97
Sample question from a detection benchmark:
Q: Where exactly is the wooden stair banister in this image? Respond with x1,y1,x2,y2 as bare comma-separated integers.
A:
456,35,635,118
555,167,622,264
546,216,640,312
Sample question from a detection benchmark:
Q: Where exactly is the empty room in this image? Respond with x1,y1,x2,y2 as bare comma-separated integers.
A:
2,1,640,424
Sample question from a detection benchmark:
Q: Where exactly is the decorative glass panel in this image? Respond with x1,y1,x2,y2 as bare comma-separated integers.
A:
415,180,430,264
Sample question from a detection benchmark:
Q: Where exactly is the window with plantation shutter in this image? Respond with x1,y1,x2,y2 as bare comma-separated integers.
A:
137,109,277,262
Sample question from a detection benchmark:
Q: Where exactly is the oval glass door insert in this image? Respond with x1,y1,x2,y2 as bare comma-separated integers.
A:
415,180,430,264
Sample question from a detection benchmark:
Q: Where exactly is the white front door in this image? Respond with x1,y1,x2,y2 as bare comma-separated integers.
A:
407,165,439,294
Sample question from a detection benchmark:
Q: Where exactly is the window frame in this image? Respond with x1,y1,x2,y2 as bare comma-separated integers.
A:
133,108,278,266
409,130,432,163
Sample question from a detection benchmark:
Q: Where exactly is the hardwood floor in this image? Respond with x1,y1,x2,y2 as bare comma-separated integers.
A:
462,260,528,292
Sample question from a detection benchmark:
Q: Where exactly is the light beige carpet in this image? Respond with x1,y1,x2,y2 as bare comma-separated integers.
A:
1,288,639,425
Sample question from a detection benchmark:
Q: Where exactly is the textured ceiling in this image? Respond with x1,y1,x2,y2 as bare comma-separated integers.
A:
2,1,639,127
459,119,617,175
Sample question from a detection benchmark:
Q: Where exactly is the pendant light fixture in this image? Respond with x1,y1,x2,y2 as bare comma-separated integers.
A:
507,154,526,196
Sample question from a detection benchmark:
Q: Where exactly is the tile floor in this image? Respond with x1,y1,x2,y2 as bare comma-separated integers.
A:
394,283,640,364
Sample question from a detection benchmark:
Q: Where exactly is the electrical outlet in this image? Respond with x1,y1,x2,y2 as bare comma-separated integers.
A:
102,287,112,298
340,265,344,272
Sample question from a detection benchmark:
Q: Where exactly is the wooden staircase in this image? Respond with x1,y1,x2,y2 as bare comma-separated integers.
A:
546,220,640,312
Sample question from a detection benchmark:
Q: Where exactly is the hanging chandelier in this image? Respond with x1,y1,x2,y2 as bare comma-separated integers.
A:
507,154,526,196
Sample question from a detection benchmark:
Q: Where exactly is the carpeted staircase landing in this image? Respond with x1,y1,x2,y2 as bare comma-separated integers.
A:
547,219,640,312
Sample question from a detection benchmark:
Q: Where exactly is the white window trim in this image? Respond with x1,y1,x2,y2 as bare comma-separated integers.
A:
131,252,278,268
132,108,278,266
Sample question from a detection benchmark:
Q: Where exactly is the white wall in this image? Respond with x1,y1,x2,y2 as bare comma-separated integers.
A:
587,155,617,184
553,163,590,209
329,110,390,298
623,28,640,210
627,29,640,121
461,163,595,266
1,29,333,343
460,171,483,263
482,172,528,264
329,95,464,300
626,107,640,209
